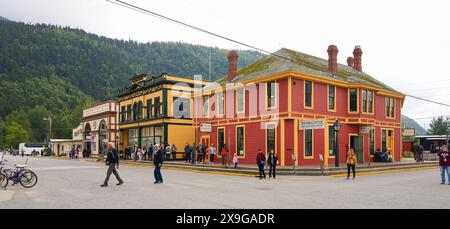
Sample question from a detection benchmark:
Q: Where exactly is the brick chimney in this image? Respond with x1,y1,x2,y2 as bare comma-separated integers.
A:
353,45,363,72
227,50,238,81
327,45,339,74
347,57,354,67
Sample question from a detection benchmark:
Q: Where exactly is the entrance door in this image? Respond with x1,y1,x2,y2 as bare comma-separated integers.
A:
201,136,210,160
350,135,363,163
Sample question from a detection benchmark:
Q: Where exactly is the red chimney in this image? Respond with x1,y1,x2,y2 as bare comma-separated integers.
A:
347,57,354,67
227,50,238,81
327,45,339,74
353,45,363,72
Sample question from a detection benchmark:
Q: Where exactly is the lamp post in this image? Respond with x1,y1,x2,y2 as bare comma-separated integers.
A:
333,119,341,168
43,117,52,142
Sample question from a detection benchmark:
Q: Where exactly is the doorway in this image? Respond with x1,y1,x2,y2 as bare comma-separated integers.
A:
350,135,364,163
201,136,210,161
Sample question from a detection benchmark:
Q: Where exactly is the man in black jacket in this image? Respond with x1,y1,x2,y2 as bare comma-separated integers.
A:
101,142,123,187
153,144,164,184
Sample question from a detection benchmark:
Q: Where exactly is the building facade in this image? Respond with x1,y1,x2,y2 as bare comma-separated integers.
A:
81,100,119,157
118,73,208,158
194,46,405,167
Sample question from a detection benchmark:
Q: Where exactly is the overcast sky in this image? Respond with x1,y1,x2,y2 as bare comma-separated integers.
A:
1,0,449,128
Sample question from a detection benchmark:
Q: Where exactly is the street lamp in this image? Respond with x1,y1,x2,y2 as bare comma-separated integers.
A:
333,119,341,168
43,117,52,141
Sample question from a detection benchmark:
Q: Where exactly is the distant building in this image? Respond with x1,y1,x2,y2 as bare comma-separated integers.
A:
49,124,83,156
81,100,119,158
194,46,405,167
117,73,208,158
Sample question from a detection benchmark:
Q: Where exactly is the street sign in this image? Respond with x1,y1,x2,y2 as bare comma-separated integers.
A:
299,119,325,130
200,123,212,133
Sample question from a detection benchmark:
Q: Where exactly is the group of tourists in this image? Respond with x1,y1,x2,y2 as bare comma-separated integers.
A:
256,149,279,180
374,148,393,162
182,142,238,167
124,143,178,162
69,147,79,159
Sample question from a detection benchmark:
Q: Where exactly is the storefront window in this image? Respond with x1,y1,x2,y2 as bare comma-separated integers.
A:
328,126,335,156
128,128,139,147
305,129,313,157
236,126,244,156
266,124,276,154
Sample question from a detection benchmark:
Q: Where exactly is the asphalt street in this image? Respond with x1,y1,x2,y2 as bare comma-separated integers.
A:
1,155,449,208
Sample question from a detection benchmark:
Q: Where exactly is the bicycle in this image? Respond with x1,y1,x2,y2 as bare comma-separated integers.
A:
0,152,38,188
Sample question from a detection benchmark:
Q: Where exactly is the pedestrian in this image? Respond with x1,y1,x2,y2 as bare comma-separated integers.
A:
171,144,177,161
197,143,203,163
221,144,228,167
267,149,278,179
75,148,79,159
346,148,357,180
165,144,171,161
437,145,450,185
232,153,238,168
143,146,148,160
418,144,424,162
100,142,123,187
69,147,74,159
153,144,164,184
184,143,190,163
40,149,44,157
191,143,196,164
131,145,137,161
138,147,143,161
201,144,207,163
256,149,266,180
209,143,216,164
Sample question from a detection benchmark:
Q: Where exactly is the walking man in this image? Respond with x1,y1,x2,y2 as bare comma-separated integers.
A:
438,145,450,185
267,149,278,179
153,144,164,184
256,149,266,180
101,142,123,187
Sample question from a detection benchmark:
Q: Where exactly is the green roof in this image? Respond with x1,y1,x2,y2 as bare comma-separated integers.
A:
208,48,402,95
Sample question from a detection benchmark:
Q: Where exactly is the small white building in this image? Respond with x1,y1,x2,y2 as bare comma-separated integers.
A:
81,100,119,158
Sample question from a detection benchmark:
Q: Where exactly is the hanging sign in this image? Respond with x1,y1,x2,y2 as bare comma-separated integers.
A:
299,119,325,130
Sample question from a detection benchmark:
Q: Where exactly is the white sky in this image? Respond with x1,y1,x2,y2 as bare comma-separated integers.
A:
1,0,450,129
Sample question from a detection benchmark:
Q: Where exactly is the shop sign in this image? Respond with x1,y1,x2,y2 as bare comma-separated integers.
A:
200,123,212,133
299,119,325,130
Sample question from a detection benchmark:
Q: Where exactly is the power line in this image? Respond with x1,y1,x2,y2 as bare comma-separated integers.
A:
106,0,450,108
392,78,450,87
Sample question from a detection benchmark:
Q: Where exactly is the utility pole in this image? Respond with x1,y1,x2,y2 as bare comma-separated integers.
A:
43,117,52,142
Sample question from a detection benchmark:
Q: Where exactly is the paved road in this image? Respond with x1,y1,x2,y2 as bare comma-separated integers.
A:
1,155,449,208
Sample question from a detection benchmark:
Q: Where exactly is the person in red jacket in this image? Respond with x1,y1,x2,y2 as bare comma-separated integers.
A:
437,145,450,185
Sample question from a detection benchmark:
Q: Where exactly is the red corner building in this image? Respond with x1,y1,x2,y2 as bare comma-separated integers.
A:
194,45,404,167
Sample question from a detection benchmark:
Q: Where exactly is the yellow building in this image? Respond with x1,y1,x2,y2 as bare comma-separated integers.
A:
118,73,208,158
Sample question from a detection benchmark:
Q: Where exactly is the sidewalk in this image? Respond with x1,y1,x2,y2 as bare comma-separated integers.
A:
86,157,439,176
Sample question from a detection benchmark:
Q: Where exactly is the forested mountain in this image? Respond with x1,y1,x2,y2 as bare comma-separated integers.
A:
402,115,426,135
0,19,263,147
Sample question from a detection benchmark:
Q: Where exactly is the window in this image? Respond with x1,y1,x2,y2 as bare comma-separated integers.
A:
173,97,190,119
236,88,245,114
146,99,152,119
137,101,143,120
126,104,132,121
328,85,335,111
328,126,335,156
385,96,395,118
266,123,276,154
362,89,374,113
305,129,313,157
236,126,244,156
154,97,161,117
202,96,209,118
141,126,163,148
305,80,313,108
349,88,358,112
217,92,225,116
128,128,139,147
267,81,276,108
121,106,125,122
132,102,138,120
218,128,225,150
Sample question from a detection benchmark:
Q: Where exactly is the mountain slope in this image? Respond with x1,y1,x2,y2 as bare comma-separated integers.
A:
402,115,426,135
0,19,262,145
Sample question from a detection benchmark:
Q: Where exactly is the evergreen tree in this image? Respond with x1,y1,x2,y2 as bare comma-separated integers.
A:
427,116,450,135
